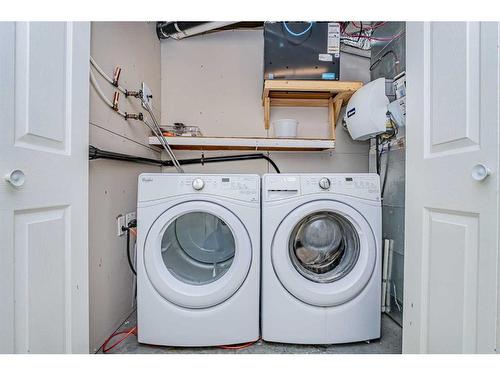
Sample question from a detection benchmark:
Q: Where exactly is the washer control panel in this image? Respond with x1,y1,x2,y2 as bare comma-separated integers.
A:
302,175,380,199
263,174,380,201
139,174,260,203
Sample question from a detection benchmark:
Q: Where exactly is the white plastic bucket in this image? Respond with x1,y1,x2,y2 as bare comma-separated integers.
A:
273,119,299,138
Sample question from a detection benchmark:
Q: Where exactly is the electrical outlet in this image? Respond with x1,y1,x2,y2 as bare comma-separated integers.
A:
125,212,136,227
117,215,126,237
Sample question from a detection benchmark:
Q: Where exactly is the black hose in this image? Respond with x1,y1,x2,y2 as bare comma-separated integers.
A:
380,142,391,199
124,224,137,276
89,146,164,166
89,145,281,173
261,155,280,174
162,153,281,173
375,136,381,175
370,50,399,72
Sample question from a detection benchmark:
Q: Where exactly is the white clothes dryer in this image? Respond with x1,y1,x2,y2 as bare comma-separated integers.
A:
137,174,260,346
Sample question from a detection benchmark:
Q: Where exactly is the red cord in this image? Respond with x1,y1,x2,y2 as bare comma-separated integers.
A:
101,326,259,352
341,21,402,42
351,21,387,30
218,337,261,350
102,326,137,353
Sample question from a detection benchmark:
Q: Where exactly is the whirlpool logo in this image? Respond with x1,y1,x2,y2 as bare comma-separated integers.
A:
141,177,154,183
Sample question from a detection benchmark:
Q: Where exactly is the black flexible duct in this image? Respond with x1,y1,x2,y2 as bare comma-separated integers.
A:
89,145,281,173
89,145,164,166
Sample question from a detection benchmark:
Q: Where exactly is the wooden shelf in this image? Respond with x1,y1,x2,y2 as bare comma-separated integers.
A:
149,136,335,151
262,80,363,140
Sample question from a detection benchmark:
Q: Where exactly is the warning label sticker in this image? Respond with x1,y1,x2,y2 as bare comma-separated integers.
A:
327,22,341,56
318,53,333,62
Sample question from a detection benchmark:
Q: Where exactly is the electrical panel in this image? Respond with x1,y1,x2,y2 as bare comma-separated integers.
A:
264,22,341,81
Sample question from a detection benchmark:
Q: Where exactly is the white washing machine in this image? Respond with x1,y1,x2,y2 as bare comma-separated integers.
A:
137,174,260,346
262,173,381,344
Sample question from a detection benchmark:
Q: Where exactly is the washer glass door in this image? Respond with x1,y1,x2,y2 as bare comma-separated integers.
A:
289,211,360,283
271,200,377,307
162,212,235,285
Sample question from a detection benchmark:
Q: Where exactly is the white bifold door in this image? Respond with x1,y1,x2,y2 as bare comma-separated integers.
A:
404,22,500,353
0,22,90,353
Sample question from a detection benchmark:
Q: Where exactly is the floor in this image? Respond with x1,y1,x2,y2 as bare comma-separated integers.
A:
99,311,402,354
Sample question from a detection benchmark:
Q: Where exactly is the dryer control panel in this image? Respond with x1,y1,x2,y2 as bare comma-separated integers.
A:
139,174,260,203
263,174,380,202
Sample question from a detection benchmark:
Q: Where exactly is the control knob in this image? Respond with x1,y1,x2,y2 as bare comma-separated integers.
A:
319,177,331,190
192,178,205,190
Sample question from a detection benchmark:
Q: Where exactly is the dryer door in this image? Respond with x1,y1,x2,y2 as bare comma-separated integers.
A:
272,199,377,307
144,200,252,309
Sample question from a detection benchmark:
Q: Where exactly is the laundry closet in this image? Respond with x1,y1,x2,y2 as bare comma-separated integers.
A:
90,21,386,353
1,21,499,355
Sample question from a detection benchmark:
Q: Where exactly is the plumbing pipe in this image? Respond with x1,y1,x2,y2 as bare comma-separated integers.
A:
156,22,237,40
90,56,127,95
141,102,184,173
89,69,127,118
385,239,394,313
381,239,390,312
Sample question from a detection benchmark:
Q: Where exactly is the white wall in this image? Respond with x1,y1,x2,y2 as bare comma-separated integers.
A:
160,29,370,174
89,22,162,353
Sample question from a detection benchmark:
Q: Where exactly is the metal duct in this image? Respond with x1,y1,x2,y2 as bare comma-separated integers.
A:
156,21,238,40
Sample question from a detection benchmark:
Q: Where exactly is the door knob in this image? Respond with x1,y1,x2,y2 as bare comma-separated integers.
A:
5,169,26,187
471,164,491,181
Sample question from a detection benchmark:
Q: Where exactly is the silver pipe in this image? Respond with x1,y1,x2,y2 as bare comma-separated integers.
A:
381,239,390,312
141,100,184,173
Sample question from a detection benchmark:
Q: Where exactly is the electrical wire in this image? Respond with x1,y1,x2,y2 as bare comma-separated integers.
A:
383,311,402,328
351,21,387,31
357,22,362,42
343,29,404,42
370,50,399,72
393,282,402,312
380,142,391,199
102,326,137,353
218,337,261,350
89,145,282,173
125,225,137,276
282,21,313,36
340,22,404,51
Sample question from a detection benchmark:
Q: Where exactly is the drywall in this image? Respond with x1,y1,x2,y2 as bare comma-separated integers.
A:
89,22,162,353
160,28,370,174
